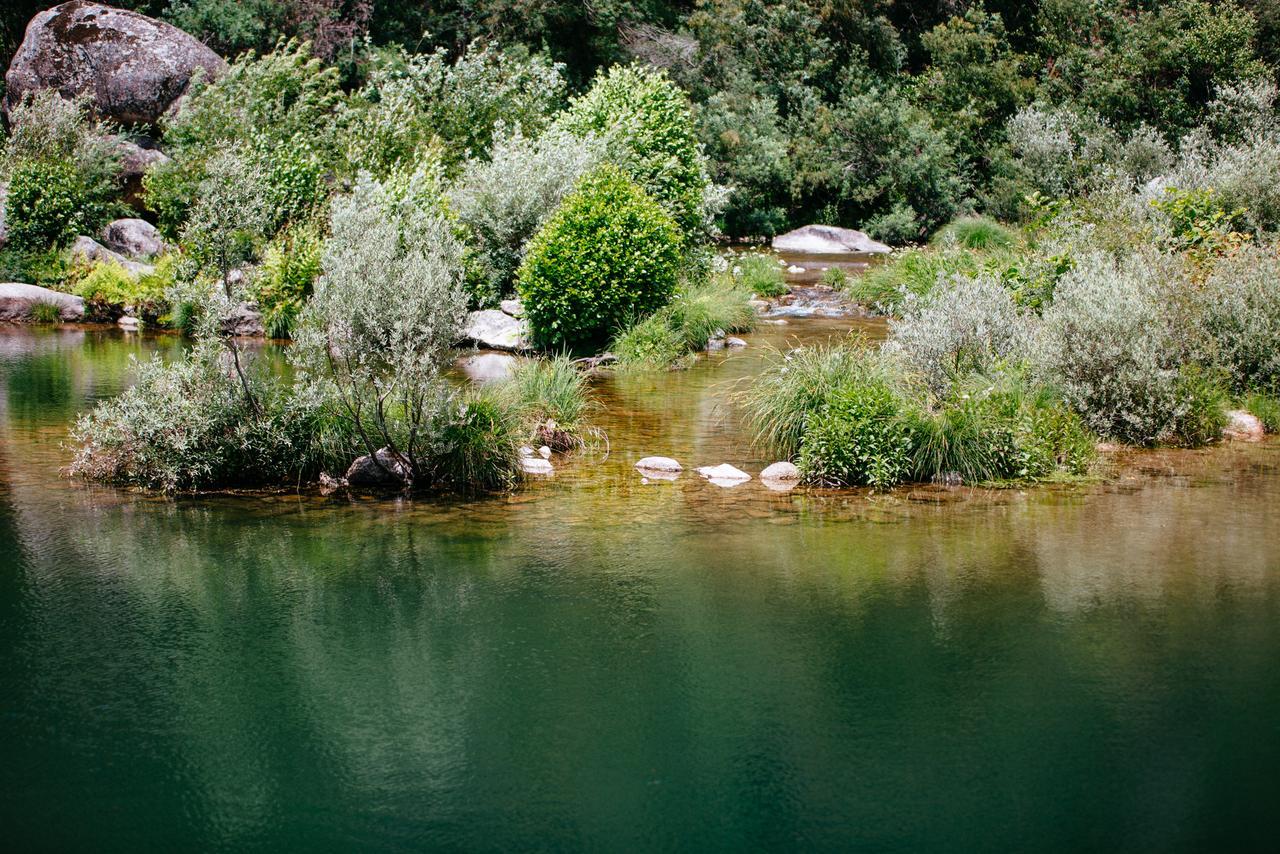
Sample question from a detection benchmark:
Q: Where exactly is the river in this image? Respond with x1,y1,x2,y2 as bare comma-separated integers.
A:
2,321,1279,851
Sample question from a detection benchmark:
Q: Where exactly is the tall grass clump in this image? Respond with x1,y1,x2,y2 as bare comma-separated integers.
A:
847,246,977,311
1244,392,1280,433
612,273,755,368
494,355,602,450
733,251,786,297
932,216,1016,251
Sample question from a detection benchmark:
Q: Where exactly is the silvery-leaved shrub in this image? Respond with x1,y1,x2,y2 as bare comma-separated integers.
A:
449,126,603,306
1037,251,1218,445
887,272,1037,398
293,165,475,487
1191,244,1280,393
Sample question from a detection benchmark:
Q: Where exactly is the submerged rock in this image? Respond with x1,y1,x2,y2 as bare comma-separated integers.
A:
760,461,801,482
772,224,891,255
456,351,517,384
3,1,226,127
463,309,530,351
0,282,85,320
1224,410,1265,441
519,456,554,476
345,448,411,487
725,336,748,348
101,218,163,259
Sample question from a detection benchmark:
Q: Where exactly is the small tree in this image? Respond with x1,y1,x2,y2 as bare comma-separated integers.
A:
517,164,682,351
293,167,469,486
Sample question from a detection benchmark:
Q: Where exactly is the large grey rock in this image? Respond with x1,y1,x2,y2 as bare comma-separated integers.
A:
463,309,530,351
499,298,524,318
3,1,226,127
101,218,162,258
0,282,85,320
772,224,891,254
760,461,801,482
345,448,411,487
222,301,264,337
100,217,162,257
69,235,154,277
113,135,170,207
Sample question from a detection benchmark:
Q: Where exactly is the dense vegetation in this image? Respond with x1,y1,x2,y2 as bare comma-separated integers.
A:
4,0,1280,492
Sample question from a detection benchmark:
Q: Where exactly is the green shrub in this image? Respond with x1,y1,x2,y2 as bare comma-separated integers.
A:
5,159,88,250
798,378,913,489
740,340,886,459
0,247,73,289
850,247,976,311
254,223,323,338
518,165,681,351
933,216,1016,251
562,64,710,238
1191,245,1280,393
430,394,522,492
733,252,786,297
1244,392,1280,432
1169,366,1230,447
612,313,687,368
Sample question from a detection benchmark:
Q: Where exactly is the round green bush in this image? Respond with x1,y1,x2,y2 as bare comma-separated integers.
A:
563,64,708,239
5,159,87,251
798,379,913,489
517,165,681,351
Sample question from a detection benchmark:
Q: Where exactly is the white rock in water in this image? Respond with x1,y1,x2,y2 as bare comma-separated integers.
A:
772,224,892,254
518,445,535,458
117,315,140,330
538,445,552,459
696,464,751,485
725,337,748,348
787,265,806,274
760,461,801,482
519,456,554,475
463,309,530,351
1223,410,1265,441
635,456,682,473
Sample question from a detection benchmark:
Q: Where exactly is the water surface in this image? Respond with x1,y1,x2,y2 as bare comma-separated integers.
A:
2,324,1279,852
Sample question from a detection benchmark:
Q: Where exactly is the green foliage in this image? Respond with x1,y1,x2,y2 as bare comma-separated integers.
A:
819,267,848,289
28,301,62,324
345,42,567,177
933,216,1017,251
0,247,73,289
850,247,977,311
732,251,786,297
1170,365,1231,446
74,262,166,313
612,272,755,368
799,378,913,489
5,159,91,251
1244,392,1280,432
518,165,682,350
562,64,710,239
497,355,594,433
254,223,324,338
431,394,522,492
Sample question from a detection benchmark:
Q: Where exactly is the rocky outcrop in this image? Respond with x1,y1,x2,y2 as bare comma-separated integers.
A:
69,235,154,276
221,302,265,337
773,225,891,255
0,282,85,320
3,2,226,127
345,448,411,487
101,218,162,258
113,135,170,207
463,309,530,351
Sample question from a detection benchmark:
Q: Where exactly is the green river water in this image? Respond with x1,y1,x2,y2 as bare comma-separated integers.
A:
2,322,1279,852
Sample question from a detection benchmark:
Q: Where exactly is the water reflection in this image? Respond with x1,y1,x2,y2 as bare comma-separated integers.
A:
1,324,1279,850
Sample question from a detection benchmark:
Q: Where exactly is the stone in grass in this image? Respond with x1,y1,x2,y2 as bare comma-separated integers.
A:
463,309,530,351
346,448,411,487
0,283,85,320
538,446,552,459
